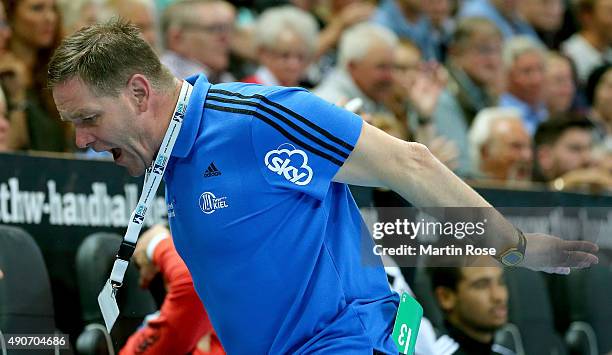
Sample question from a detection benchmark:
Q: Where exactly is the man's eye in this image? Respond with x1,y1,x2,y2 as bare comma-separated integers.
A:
83,115,97,121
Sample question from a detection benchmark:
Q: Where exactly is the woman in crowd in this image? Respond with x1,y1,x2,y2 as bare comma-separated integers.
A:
544,52,576,116
2,0,72,152
0,0,26,150
242,6,318,88
586,64,612,139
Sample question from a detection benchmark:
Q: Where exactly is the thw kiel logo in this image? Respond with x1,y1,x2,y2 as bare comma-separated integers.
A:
203,162,222,177
264,144,313,186
199,192,229,214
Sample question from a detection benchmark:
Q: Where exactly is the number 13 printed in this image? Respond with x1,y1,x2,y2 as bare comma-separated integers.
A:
398,323,412,354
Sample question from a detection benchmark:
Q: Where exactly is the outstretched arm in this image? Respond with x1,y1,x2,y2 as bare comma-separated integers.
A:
334,122,599,273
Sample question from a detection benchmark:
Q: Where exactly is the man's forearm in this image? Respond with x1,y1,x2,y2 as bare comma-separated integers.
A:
384,141,519,252
336,123,520,253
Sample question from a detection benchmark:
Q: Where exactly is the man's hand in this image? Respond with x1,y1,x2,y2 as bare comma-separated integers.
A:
552,168,612,193
133,225,169,288
337,2,375,29
522,233,599,274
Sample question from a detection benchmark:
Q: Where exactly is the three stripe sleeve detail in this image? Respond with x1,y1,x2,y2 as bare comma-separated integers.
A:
205,89,357,167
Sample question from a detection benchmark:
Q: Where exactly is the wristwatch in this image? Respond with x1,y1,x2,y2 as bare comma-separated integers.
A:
498,228,527,266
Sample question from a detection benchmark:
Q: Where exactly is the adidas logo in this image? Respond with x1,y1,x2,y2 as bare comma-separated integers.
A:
203,162,222,177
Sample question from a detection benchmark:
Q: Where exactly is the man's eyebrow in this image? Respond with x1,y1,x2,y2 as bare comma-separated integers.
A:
59,110,100,122
468,277,491,285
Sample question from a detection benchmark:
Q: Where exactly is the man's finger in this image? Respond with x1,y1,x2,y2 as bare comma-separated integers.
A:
560,250,599,268
562,240,599,254
539,267,570,275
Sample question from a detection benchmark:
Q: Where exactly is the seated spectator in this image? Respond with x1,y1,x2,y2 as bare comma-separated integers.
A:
518,0,566,49
107,0,158,50
386,40,437,132
561,0,612,85
160,0,236,83
372,0,437,61
0,86,9,152
458,0,537,40
386,40,458,169
433,17,503,175
585,64,612,138
122,225,224,355
544,52,576,117
242,6,318,87
429,266,515,355
533,116,595,183
315,23,455,169
499,36,548,135
2,0,73,152
314,23,397,116
468,107,533,182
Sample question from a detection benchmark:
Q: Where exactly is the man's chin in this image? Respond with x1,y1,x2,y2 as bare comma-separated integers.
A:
118,162,147,177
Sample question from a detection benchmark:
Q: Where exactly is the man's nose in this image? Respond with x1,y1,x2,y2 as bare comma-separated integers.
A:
491,283,508,302
75,128,95,149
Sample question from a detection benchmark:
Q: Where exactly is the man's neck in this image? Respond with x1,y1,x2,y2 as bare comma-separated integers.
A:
448,318,494,344
508,88,539,108
151,79,184,155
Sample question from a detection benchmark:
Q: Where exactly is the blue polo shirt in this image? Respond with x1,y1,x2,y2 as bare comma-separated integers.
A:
164,74,398,354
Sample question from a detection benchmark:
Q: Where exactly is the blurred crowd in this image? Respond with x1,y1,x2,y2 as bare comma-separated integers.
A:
0,0,611,193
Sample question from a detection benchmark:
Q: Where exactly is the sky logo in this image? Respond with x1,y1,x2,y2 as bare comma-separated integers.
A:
264,144,313,186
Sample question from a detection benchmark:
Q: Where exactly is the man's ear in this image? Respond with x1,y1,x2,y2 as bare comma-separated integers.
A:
126,74,151,113
435,286,457,314
347,60,358,77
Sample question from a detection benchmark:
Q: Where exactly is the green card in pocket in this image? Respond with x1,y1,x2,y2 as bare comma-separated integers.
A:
392,292,423,355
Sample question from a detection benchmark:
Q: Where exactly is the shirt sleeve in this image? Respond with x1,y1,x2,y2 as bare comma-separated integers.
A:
250,87,363,201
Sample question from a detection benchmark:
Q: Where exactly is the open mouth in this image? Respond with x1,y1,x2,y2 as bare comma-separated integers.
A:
111,148,122,162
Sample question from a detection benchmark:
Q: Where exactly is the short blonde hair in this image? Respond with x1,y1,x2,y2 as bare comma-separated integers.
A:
48,19,174,96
